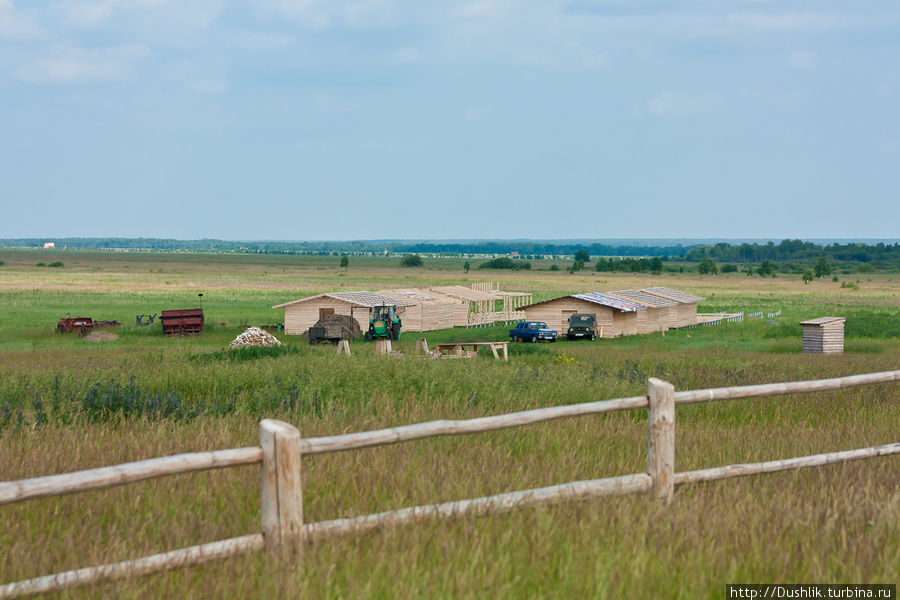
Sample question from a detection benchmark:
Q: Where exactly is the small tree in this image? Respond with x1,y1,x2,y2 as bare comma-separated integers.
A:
401,254,424,267
757,260,775,277
814,257,832,278
339,255,349,270
573,249,590,263
463,261,470,273
698,258,717,275
650,257,663,274
802,270,814,284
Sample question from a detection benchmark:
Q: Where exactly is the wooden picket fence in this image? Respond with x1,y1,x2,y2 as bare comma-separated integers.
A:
1,369,899,598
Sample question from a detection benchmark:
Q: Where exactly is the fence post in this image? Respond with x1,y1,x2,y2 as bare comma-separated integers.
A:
647,378,675,504
259,419,303,553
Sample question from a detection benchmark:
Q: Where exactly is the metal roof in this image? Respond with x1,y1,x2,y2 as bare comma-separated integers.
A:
608,289,678,308
799,317,846,326
640,287,706,304
272,291,414,309
570,293,644,312
375,288,460,304
430,285,502,301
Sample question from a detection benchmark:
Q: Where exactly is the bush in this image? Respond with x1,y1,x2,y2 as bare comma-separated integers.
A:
0,260,5,266
35,262,46,267
549,264,560,271
698,258,717,275
478,257,530,270
48,261,64,268
400,254,424,267
721,264,737,273
802,270,814,284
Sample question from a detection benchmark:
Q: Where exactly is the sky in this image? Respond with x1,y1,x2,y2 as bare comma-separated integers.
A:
1,0,898,241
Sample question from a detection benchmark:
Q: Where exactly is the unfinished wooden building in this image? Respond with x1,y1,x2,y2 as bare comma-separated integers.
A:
375,289,458,332
273,291,414,336
516,293,644,338
429,285,532,326
606,290,676,334
800,317,845,355
641,287,705,328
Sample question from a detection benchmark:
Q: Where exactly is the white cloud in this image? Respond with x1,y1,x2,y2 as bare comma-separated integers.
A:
0,1,44,40
16,43,150,84
646,91,724,119
788,50,818,69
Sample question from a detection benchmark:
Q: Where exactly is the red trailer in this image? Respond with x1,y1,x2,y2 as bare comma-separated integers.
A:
57,316,94,335
160,309,204,335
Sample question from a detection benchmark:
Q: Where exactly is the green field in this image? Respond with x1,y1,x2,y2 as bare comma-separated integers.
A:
1,249,899,598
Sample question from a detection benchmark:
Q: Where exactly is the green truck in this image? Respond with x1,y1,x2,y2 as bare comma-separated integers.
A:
566,313,596,340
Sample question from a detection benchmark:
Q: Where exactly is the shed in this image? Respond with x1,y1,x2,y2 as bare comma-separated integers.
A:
606,290,676,334
516,293,644,338
799,317,845,355
273,291,414,336
640,287,705,328
375,288,458,332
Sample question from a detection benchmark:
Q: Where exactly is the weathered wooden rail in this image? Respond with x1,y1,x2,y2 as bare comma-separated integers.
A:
1,369,898,598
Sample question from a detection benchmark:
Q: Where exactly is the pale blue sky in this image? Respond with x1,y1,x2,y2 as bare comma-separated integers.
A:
1,1,898,240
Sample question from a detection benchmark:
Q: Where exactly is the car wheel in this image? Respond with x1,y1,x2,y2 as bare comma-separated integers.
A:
530,335,537,343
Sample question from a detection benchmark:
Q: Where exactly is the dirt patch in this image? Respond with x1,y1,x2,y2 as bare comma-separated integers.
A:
84,331,119,342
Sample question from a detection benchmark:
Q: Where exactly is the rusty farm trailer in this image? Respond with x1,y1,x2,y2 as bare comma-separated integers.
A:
160,309,204,335
273,291,414,337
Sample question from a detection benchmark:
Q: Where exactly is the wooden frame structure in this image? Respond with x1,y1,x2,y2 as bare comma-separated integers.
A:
3,369,900,598
429,285,531,327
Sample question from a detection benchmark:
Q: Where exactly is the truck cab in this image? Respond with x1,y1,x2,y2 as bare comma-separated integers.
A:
566,313,596,340
509,321,557,343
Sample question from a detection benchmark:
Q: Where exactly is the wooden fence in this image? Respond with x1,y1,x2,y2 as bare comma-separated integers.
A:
1,369,899,598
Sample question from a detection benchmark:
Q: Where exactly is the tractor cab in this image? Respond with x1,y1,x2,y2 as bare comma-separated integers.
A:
366,304,402,341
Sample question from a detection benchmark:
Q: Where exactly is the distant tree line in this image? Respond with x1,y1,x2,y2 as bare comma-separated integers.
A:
685,239,900,264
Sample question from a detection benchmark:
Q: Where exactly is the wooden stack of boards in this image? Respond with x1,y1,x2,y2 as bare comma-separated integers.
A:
799,317,846,354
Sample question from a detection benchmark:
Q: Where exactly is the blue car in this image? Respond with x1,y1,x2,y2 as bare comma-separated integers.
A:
509,321,558,343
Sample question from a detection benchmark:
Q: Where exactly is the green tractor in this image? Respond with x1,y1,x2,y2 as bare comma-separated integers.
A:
365,304,402,341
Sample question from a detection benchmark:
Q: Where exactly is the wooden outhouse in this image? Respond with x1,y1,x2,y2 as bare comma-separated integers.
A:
640,287,705,328
273,291,413,336
517,293,644,338
799,317,845,354
606,290,676,334
375,289,458,332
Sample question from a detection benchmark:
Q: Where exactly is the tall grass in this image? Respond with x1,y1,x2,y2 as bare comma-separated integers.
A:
0,254,899,597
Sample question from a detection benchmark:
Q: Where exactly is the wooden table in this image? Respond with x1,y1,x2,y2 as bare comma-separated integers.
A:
434,341,509,361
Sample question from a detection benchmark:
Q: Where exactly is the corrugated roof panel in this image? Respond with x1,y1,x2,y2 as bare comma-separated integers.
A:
609,289,678,308
326,291,415,307
572,292,644,312
641,287,706,303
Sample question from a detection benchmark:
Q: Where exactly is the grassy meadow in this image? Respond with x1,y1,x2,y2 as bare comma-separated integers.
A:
1,248,899,598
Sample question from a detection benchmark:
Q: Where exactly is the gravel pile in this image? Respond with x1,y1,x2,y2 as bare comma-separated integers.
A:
229,327,282,348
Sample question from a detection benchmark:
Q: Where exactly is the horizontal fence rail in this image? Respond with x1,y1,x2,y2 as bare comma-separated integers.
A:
299,395,649,455
1,369,899,598
0,447,263,507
